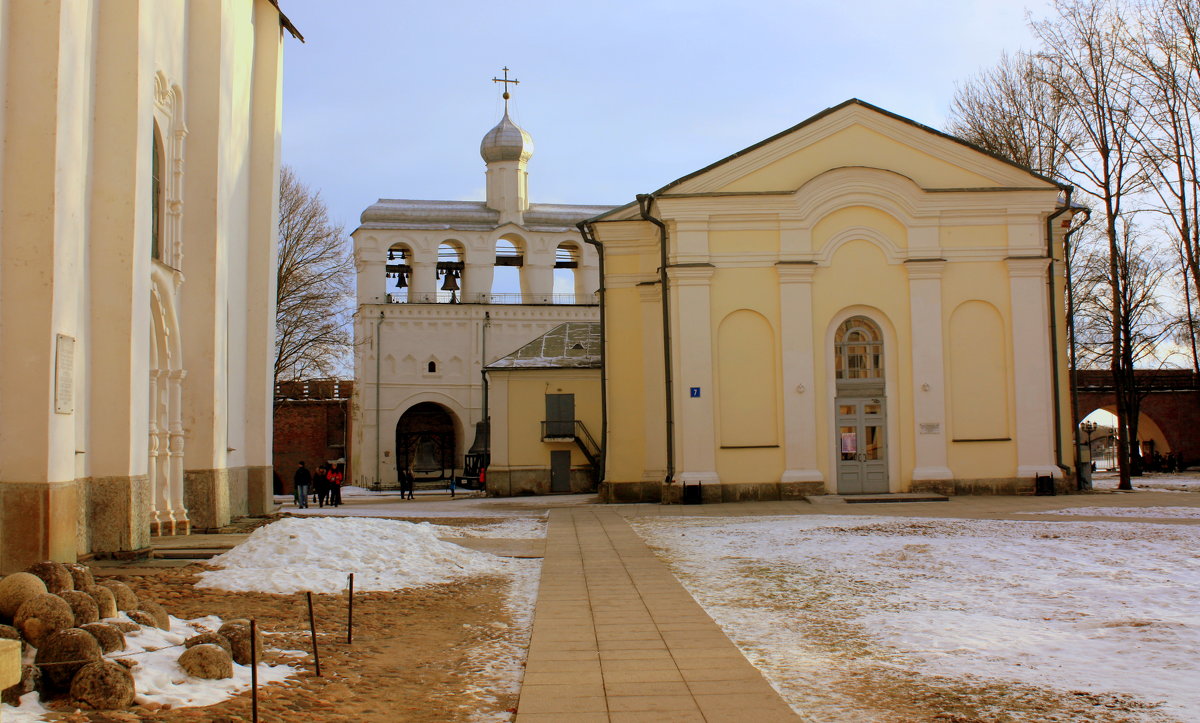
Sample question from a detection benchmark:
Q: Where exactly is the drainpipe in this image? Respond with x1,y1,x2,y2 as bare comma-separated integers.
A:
1045,188,1077,485
636,194,675,492
374,310,384,488
577,221,607,483
482,311,490,428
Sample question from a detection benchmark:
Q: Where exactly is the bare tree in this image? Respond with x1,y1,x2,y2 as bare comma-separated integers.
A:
275,166,353,383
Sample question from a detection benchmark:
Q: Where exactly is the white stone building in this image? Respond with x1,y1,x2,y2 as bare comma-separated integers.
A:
0,0,297,572
351,104,611,488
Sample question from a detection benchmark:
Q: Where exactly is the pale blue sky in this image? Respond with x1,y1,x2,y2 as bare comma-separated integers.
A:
279,0,1053,233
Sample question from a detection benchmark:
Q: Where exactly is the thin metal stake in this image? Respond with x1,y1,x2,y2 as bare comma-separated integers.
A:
307,590,321,676
250,619,259,722
347,573,355,645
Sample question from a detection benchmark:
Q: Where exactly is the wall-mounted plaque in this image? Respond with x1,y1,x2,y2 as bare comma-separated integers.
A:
55,334,75,414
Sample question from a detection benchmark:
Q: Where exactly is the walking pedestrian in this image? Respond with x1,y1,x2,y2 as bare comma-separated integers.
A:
314,464,330,508
329,463,344,507
293,461,311,509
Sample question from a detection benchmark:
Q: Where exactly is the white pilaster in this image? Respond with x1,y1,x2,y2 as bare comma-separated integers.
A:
522,261,553,303
639,283,666,482
408,259,437,304
670,265,719,484
776,263,823,483
906,260,953,481
1008,257,1060,477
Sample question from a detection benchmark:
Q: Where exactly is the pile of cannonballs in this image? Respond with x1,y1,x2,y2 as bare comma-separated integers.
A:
0,560,261,711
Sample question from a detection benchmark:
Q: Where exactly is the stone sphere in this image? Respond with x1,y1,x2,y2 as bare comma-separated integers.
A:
1,664,40,706
137,600,170,630
14,593,74,648
24,562,73,595
185,631,232,657
0,573,48,620
79,622,126,654
97,581,138,611
62,563,95,591
70,660,135,709
108,621,140,634
124,610,158,628
58,591,100,626
83,585,118,619
177,643,233,680
35,628,101,693
217,619,262,665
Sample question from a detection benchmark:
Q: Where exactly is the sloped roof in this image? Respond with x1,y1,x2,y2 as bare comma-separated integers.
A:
486,322,601,370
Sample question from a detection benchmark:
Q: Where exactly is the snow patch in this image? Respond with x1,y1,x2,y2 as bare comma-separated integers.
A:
1024,506,1200,518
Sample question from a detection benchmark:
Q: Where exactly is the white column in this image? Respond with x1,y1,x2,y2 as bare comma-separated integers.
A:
148,370,163,533
576,265,599,303
906,260,953,481
355,249,387,305
463,262,495,304
522,261,553,303
670,265,719,484
777,263,824,484
1008,257,1060,477
408,258,437,303
167,369,189,530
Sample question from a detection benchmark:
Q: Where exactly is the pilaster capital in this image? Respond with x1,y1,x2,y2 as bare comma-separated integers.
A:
904,258,946,280
667,263,716,285
1006,256,1050,278
775,261,818,283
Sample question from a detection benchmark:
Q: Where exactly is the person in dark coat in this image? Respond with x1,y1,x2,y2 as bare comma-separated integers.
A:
293,461,311,509
313,464,330,508
400,466,414,500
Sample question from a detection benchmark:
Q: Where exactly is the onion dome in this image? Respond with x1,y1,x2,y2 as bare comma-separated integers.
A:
480,112,534,163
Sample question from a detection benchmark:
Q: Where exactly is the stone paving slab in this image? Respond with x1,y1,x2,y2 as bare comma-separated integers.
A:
515,508,800,722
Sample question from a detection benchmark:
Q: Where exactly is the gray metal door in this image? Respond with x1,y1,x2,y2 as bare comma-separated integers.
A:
545,394,575,438
836,398,888,494
550,450,572,493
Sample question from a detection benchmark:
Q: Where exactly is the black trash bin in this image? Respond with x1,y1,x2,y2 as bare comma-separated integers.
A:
1035,474,1056,496
682,482,703,505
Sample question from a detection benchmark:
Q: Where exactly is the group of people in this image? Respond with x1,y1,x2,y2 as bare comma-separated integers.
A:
292,460,345,509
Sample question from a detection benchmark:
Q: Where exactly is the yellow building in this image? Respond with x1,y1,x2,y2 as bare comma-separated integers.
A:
485,323,602,495
0,1,298,571
582,100,1080,503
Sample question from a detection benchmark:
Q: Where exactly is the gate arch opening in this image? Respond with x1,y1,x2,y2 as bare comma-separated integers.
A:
1079,408,1171,471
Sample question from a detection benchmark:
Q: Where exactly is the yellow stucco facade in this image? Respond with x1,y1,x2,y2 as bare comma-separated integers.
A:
586,100,1078,503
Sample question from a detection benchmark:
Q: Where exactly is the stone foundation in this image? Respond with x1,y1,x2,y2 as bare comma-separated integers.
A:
910,475,1076,496
0,480,79,573
246,466,274,516
184,468,230,532
486,468,596,496
86,474,152,554
602,479,826,504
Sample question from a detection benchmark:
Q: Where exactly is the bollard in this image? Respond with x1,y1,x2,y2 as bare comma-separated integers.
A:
347,573,355,645
307,591,321,677
250,619,259,722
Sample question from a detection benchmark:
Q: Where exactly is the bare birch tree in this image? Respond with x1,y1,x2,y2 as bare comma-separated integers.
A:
275,166,353,383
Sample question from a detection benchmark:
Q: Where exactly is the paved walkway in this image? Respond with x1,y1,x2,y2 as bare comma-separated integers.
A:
516,508,800,722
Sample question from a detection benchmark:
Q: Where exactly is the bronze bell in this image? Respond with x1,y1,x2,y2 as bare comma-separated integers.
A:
395,272,407,289
440,269,460,292
412,436,441,473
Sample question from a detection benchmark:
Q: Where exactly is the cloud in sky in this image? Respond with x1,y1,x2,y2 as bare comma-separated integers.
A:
280,0,1052,233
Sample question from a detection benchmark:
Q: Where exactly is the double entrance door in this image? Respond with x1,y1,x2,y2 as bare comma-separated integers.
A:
836,397,888,494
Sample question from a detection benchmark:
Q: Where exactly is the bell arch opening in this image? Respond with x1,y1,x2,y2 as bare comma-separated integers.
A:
395,402,458,482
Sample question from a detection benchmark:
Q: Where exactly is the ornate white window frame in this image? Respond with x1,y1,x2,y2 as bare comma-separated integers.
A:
153,71,187,271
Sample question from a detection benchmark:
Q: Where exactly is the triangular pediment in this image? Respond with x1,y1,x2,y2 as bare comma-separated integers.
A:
658,99,1061,197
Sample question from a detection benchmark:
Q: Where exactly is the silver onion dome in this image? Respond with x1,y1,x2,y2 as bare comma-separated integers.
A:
480,112,534,163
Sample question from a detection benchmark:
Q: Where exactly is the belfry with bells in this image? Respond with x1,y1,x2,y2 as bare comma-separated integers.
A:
350,69,614,492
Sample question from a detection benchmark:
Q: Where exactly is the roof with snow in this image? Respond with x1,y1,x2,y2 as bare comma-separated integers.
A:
486,322,601,370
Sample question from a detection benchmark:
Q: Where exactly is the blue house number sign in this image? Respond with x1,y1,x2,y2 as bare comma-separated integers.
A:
690,387,701,398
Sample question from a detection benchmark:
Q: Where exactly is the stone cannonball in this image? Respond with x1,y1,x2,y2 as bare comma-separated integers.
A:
70,660,135,709
14,593,75,648
124,610,158,628
137,600,170,631
177,643,233,680
79,622,126,654
24,562,73,595
82,585,118,619
184,631,233,657
0,573,48,620
97,581,139,612
217,619,262,665
63,563,95,591
58,591,100,626
35,628,101,693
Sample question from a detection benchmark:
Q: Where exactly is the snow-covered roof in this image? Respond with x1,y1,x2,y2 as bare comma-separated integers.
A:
358,200,615,233
486,322,601,370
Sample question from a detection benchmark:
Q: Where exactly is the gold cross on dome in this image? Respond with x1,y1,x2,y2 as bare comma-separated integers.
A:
491,67,520,111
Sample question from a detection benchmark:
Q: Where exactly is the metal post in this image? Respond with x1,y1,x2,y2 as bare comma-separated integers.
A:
306,591,321,676
250,619,259,722
347,573,354,645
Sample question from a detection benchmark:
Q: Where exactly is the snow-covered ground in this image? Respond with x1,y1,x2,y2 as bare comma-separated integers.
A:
1024,505,1200,518
1093,470,1200,492
632,514,1200,721
1,612,296,723
197,516,537,594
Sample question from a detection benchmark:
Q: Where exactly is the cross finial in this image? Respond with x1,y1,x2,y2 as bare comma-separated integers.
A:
491,66,520,113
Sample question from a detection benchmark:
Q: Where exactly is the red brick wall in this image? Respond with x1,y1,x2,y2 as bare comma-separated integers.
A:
273,399,352,494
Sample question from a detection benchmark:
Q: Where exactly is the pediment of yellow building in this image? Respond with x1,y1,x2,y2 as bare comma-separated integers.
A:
657,99,1061,197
